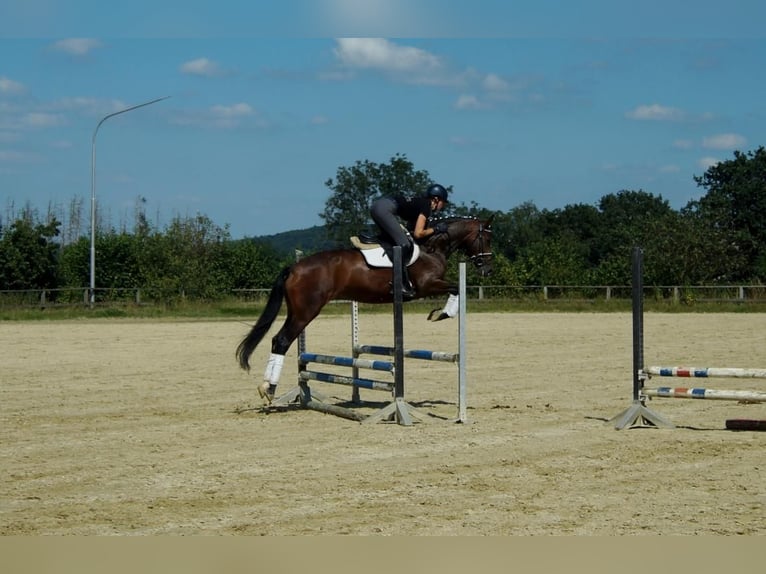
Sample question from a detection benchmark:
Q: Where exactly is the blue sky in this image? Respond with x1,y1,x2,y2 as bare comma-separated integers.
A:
1,1,765,238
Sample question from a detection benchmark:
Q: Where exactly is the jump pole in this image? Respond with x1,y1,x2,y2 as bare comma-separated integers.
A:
609,246,674,430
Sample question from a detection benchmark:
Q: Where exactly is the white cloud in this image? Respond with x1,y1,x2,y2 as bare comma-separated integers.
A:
454,94,483,110
180,57,223,77
211,103,253,118
333,38,447,85
172,102,258,130
698,156,720,169
22,112,65,128
702,133,746,150
625,104,684,121
0,76,26,95
335,38,441,72
332,38,540,106
483,73,509,92
673,139,694,150
659,164,681,173
310,115,329,125
52,38,101,56
209,103,253,128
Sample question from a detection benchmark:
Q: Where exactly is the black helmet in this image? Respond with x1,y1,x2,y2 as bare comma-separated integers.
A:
426,183,448,203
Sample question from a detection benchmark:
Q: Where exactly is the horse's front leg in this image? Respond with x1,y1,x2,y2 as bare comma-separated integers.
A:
425,283,460,322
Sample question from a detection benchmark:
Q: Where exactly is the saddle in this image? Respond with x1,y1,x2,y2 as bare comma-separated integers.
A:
349,231,420,269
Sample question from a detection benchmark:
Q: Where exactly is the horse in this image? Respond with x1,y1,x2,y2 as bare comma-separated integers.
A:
236,215,494,403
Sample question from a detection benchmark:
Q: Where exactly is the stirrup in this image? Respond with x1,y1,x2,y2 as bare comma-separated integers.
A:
392,282,415,300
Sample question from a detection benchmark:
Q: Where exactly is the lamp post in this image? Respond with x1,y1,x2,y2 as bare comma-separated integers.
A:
89,96,170,307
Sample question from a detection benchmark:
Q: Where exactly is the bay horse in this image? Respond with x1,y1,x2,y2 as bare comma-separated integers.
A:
236,215,494,403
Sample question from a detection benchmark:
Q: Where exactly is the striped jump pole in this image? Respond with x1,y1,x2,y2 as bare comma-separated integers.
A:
298,352,395,393
642,387,766,402
645,367,766,379
293,333,400,423
641,366,766,403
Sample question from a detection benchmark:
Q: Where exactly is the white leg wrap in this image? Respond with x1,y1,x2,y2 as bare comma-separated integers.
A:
263,353,285,385
443,294,459,318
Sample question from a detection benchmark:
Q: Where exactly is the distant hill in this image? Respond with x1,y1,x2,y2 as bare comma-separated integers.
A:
249,225,341,256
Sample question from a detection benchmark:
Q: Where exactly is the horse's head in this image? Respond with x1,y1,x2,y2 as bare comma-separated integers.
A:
428,216,494,277
463,216,494,276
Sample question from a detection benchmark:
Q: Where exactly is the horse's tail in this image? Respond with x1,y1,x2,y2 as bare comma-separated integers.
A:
236,266,291,371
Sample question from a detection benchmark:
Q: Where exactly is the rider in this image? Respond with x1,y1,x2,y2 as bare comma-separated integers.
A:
370,183,449,299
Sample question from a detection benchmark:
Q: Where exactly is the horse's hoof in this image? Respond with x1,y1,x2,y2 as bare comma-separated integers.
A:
258,382,275,405
427,309,449,322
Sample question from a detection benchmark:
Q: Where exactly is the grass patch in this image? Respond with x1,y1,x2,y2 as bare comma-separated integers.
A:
1,295,765,321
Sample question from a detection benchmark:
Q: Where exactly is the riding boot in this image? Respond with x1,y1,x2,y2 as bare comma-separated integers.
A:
400,264,415,300
400,244,416,300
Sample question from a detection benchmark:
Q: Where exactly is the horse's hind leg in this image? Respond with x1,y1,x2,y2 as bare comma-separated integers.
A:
259,311,317,404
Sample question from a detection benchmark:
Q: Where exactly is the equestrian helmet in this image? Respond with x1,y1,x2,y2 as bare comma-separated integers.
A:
426,183,448,202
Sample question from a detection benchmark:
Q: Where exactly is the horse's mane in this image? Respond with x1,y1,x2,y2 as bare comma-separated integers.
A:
427,215,485,231
427,215,485,230
429,215,480,224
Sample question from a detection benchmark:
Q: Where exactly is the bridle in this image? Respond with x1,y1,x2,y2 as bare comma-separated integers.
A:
428,217,493,270
469,221,493,270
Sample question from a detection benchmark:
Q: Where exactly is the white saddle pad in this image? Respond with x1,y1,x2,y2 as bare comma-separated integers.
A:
349,237,421,268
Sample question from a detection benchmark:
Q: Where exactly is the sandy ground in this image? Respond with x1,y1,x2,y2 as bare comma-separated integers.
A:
1,311,764,535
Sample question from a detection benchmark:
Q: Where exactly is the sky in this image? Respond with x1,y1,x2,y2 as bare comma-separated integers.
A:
1,1,765,238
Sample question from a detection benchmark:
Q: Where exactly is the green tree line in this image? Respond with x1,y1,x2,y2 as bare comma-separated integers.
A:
2,147,765,302
0,207,287,303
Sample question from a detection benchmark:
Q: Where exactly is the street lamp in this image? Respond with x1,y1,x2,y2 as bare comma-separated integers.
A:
89,96,170,307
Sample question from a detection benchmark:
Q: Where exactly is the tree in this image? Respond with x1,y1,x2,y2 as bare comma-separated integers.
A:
494,201,544,262
0,215,61,290
219,239,285,290
321,153,436,245
152,214,231,300
689,147,766,281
